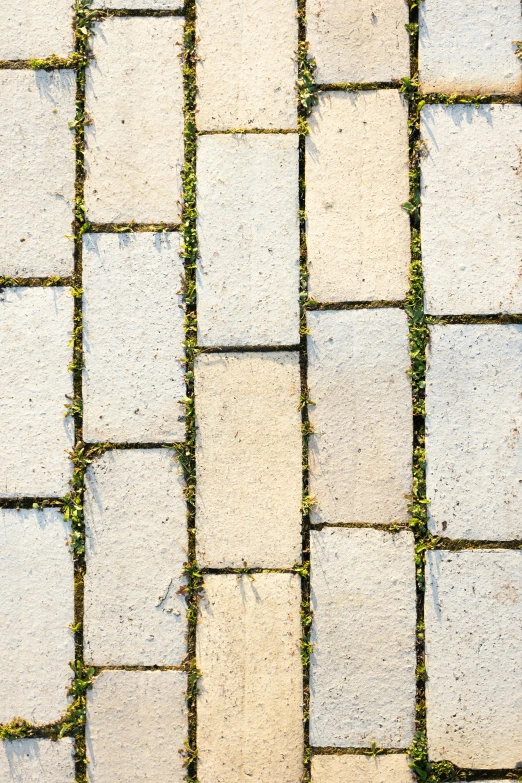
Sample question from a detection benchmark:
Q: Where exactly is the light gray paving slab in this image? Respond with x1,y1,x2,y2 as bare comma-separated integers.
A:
0,0,73,60
0,739,75,783
92,0,182,7
311,754,415,783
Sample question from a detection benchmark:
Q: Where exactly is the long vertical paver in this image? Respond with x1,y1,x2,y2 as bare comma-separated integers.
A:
0,739,75,782
92,0,182,7
311,755,415,782
0,1,74,60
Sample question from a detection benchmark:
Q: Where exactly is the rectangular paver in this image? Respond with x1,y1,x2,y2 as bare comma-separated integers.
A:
86,670,187,783
419,0,522,94
84,449,187,667
426,325,522,540
307,310,412,525
307,91,410,302
425,550,522,768
0,739,75,783
307,0,409,84
0,1,73,60
197,134,300,346
310,529,417,748
0,71,75,277
422,104,522,315
311,755,415,782
197,574,303,782
82,233,185,443
195,352,302,568
85,17,184,224
196,0,297,130
93,0,181,7
0,288,74,498
0,509,74,725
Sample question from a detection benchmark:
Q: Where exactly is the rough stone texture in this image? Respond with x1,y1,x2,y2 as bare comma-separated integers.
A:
422,104,522,315
0,71,75,277
84,450,187,667
310,529,417,748
425,550,522,768
426,325,522,541
197,134,300,346
307,0,410,84
82,233,185,443
0,739,75,783
86,670,187,783
0,288,74,498
197,574,303,783
196,0,297,130
0,509,74,725
0,0,73,60
307,310,412,526
419,0,522,95
307,91,410,303
93,0,181,7
195,352,302,568
85,17,184,224
311,755,415,782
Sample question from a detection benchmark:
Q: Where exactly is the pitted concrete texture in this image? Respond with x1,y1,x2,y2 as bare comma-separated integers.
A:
307,91,410,302
425,550,522,768
0,739,75,783
0,0,73,60
310,528,417,748
0,287,74,498
426,325,522,540
0,71,75,277
197,133,300,346
86,670,187,783
197,574,303,783
0,509,74,725
84,449,187,667
82,232,185,443
93,0,182,7
311,754,415,782
85,17,184,223
196,0,297,130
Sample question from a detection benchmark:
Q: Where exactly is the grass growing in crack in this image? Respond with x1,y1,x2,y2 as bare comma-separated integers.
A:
296,41,318,134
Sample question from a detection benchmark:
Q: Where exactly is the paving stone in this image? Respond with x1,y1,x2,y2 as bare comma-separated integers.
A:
307,91,410,303
0,71,75,277
425,550,522,768
93,0,181,7
196,0,297,130
0,739,75,783
84,449,187,667
419,0,522,94
197,134,300,346
0,0,73,60
0,509,74,725
197,574,303,782
86,670,186,783
426,325,522,540
82,232,185,443
310,528,417,748
85,17,184,224
0,288,74,498
307,0,410,84
421,104,522,315
311,754,415,782
195,352,302,568
307,310,412,526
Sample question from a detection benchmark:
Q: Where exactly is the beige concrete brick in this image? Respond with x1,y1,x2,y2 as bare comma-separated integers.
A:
0,509,74,725
82,233,185,443
0,71,75,277
419,0,522,94
0,0,73,60
425,550,522,768
0,739,75,783
197,574,303,783
85,17,184,223
195,352,302,568
310,529,416,748
86,670,186,783
307,91,410,302
426,325,522,540
84,449,187,667
307,310,412,525
197,134,300,346
422,104,522,315
311,755,415,782
307,0,409,84
93,0,181,7
196,0,297,131
0,288,74,498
